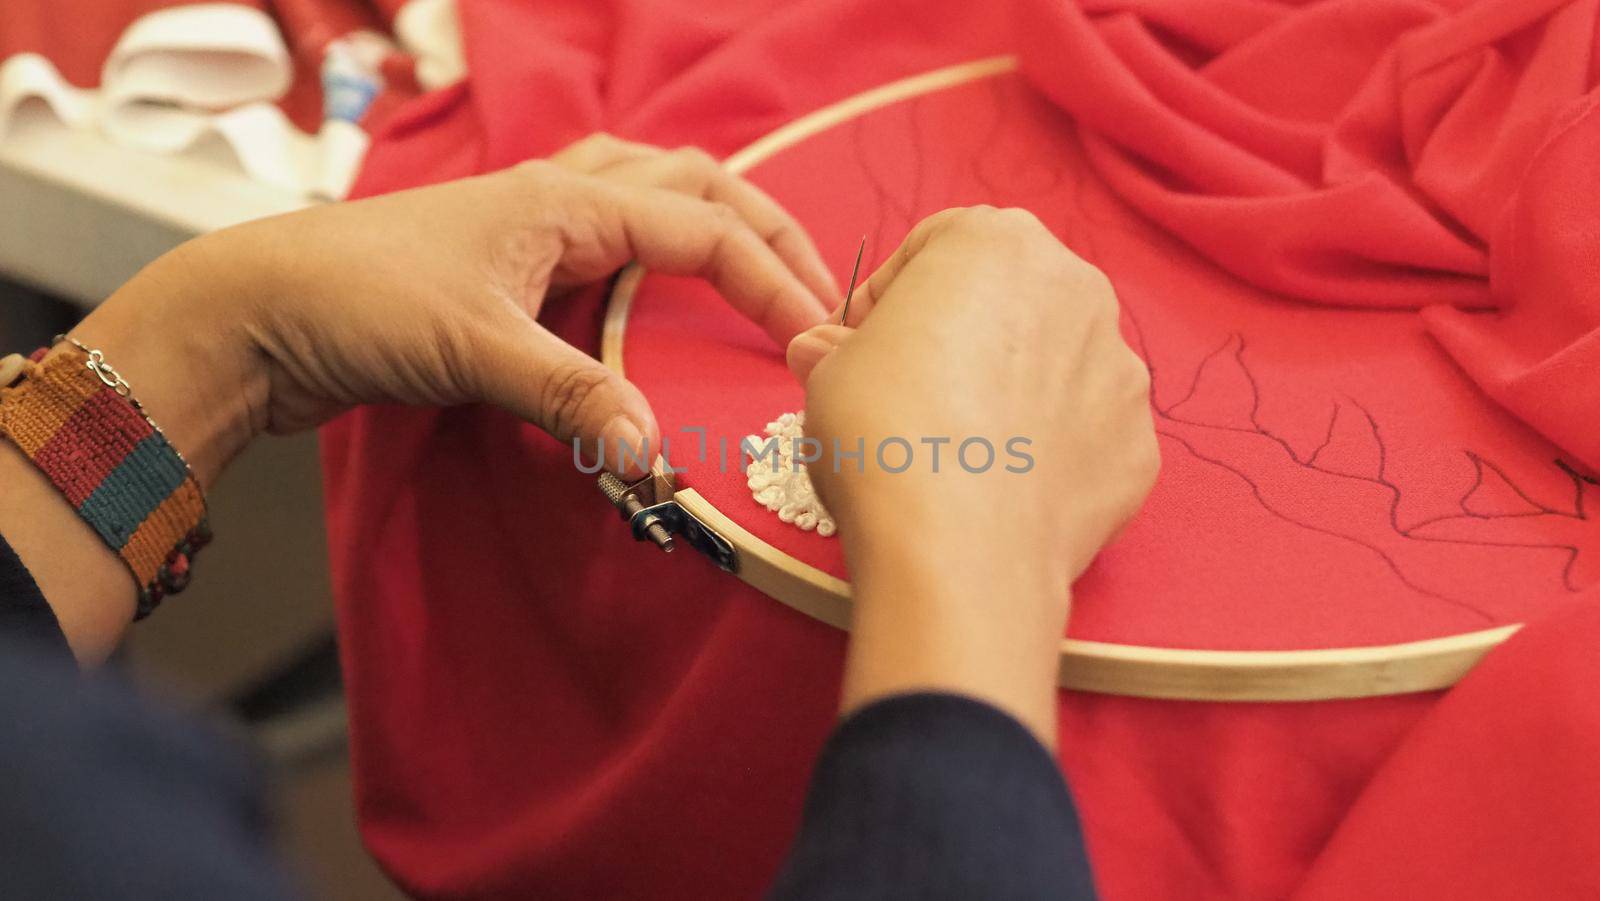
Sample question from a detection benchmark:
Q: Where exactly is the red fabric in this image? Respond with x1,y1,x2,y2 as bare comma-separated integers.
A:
364,0,411,23
1015,0,1600,472
626,67,1598,652
270,0,422,131
1295,592,1600,899
326,0,1600,898
273,0,383,53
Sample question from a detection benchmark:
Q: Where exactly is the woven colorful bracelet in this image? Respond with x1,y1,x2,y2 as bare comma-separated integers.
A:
0,337,210,619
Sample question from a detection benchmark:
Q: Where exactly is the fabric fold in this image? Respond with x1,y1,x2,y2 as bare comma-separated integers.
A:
1017,0,1600,469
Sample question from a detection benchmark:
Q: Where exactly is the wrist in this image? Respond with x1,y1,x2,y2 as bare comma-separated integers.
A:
846,521,1070,630
838,511,1071,749
70,234,272,489
832,474,1074,597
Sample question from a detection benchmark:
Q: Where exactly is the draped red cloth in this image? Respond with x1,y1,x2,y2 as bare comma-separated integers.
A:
1018,0,1600,472
325,1,1600,897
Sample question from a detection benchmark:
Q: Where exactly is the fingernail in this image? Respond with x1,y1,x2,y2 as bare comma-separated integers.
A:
600,415,648,476
786,327,847,381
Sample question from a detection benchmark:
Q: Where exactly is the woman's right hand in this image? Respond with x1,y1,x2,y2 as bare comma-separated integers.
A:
786,207,1158,743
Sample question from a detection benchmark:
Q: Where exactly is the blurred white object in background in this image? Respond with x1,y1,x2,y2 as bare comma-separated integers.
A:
0,0,464,304
0,53,95,133
395,0,465,91
4,4,328,196
0,0,465,200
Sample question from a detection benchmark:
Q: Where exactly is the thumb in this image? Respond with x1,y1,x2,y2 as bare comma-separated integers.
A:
786,324,853,384
478,320,660,479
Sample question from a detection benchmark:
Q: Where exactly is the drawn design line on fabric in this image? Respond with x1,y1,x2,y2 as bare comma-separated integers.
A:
969,78,1068,205
851,101,926,265
1069,131,1594,616
1135,322,1595,615
831,71,1596,620
1154,430,1487,617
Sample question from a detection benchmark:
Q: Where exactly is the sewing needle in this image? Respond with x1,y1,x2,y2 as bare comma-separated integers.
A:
840,236,866,325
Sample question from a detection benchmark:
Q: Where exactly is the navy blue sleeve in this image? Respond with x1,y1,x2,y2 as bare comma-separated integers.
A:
771,693,1098,901
3,530,1094,900
0,529,72,659
0,531,300,900
0,639,302,901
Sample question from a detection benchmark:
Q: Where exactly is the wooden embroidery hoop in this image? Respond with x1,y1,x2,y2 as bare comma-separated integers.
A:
601,55,1521,702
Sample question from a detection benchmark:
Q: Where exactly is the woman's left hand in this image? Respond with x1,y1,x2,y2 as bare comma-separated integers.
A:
10,134,833,660
78,134,839,486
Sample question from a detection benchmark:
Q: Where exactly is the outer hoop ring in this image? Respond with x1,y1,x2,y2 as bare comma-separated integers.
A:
601,55,1519,701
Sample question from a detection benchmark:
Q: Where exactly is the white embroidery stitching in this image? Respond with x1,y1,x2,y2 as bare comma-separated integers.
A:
745,411,836,538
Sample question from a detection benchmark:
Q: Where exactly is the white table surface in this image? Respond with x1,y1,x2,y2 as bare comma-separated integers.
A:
0,122,308,307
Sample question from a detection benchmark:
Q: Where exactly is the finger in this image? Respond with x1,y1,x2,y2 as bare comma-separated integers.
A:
573,183,832,344
476,317,660,480
850,208,967,322
548,133,658,174
786,324,854,384
603,148,841,309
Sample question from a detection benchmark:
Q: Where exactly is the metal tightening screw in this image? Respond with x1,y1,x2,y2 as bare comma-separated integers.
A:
597,472,675,552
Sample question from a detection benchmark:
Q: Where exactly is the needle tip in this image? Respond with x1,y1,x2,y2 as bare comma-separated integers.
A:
840,237,867,325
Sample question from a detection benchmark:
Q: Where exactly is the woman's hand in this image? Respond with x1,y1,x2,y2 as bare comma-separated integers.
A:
786,207,1158,744
79,134,839,486
12,135,836,661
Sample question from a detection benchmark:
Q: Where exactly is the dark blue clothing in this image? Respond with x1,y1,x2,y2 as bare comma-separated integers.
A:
0,539,296,900
770,693,1097,900
0,534,1095,899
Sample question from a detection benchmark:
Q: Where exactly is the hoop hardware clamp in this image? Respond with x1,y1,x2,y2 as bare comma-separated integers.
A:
597,470,739,573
